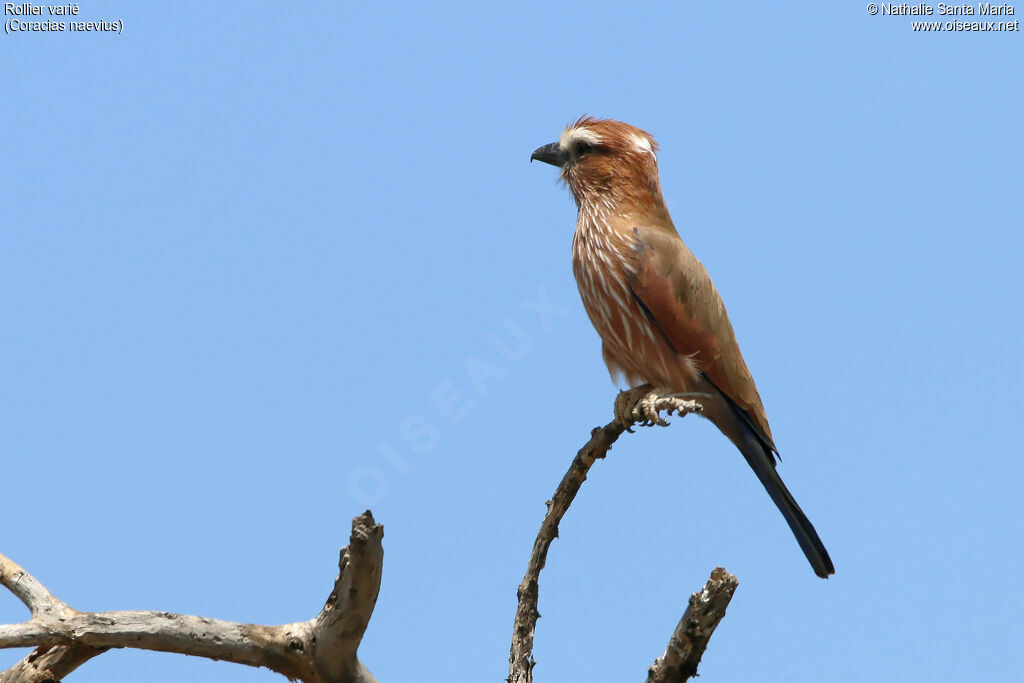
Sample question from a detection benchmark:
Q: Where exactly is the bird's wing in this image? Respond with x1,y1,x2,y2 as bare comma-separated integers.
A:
626,224,775,449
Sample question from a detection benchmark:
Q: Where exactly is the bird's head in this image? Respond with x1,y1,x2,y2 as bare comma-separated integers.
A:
531,116,662,211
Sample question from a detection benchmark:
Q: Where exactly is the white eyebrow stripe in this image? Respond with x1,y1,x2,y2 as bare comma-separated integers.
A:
560,127,603,151
629,132,654,155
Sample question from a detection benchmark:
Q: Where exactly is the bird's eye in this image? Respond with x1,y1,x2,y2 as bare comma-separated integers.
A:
575,141,592,157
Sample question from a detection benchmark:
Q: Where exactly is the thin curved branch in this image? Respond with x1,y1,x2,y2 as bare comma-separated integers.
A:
507,418,626,683
0,511,383,683
508,394,706,683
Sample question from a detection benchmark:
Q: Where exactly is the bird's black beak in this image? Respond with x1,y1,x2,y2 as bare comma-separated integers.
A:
530,142,567,167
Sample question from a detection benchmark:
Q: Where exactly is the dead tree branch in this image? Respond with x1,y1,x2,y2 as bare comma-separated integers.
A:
507,417,627,683
0,511,383,683
509,394,729,683
646,567,739,683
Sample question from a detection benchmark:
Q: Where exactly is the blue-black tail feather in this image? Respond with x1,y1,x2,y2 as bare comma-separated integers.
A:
699,374,834,578
731,408,835,578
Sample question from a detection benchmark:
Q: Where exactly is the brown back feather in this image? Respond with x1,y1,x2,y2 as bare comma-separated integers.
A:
627,225,774,447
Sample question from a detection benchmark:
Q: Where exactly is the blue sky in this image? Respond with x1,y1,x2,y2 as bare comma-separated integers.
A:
2,2,1021,681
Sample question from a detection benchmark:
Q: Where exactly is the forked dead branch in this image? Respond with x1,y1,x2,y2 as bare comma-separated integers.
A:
1,395,737,682
508,393,738,683
0,512,383,683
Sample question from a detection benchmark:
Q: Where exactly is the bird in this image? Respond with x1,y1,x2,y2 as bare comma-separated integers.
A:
531,116,834,578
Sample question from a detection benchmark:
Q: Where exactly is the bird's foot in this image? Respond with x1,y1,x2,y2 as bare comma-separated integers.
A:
614,384,704,432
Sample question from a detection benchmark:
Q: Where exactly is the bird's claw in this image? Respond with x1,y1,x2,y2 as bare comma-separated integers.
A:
635,391,672,427
614,384,647,432
614,384,700,431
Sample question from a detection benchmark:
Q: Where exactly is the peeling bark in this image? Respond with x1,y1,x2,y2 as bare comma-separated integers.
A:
0,512,382,683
